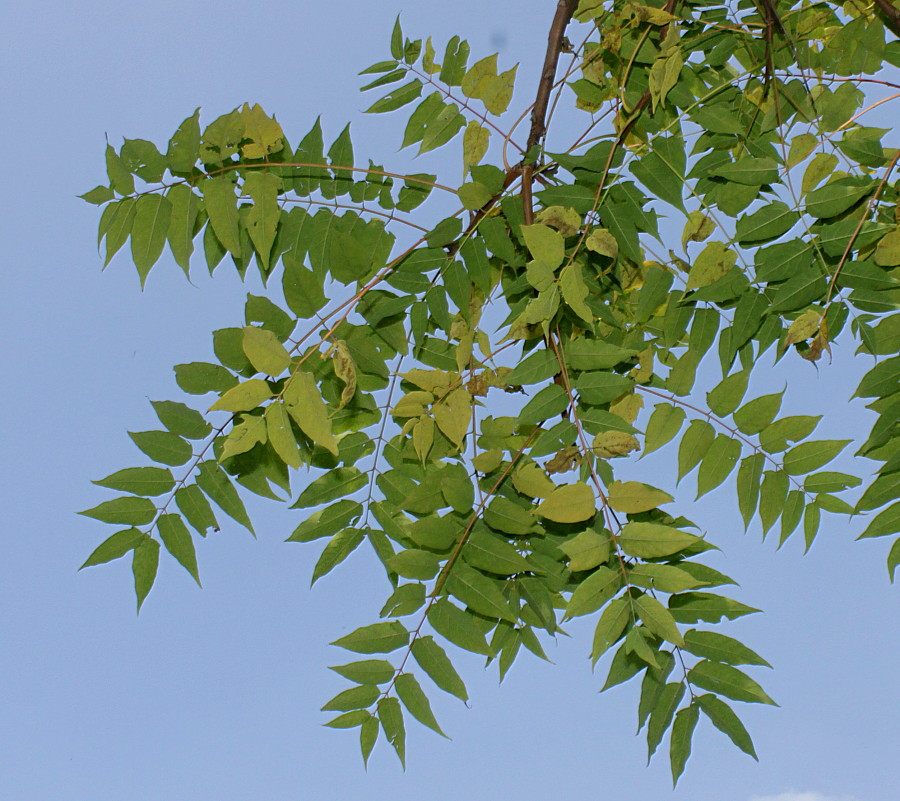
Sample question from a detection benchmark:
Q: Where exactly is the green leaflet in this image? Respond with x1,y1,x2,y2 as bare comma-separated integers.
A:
782,440,850,476
332,621,409,654
564,566,621,620
697,693,758,759
79,497,156,526
670,703,700,786
688,660,777,706
132,536,160,612
284,371,339,455
411,636,468,701
202,177,242,257
131,194,172,286
395,673,447,737
696,435,741,498
682,630,771,667
377,697,406,767
151,400,211,440
80,528,145,569
428,598,493,656
619,523,699,558
92,467,174,497
195,461,254,534
157,513,201,585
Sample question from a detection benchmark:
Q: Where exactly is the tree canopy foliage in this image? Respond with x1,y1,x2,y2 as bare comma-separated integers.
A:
79,0,899,784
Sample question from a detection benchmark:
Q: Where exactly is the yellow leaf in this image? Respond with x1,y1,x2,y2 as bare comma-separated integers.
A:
403,369,457,393
220,415,267,460
239,102,284,159
538,483,596,523
593,431,640,458
874,228,900,266
242,326,292,376
512,463,557,498
463,121,489,176
209,379,273,412
607,481,674,513
283,371,339,455
328,340,357,410
559,529,610,571
391,391,433,418
585,228,618,259
536,206,582,237
433,389,471,448
685,241,736,290
609,392,643,423
784,308,822,348
265,402,302,468
413,416,434,463
681,211,715,247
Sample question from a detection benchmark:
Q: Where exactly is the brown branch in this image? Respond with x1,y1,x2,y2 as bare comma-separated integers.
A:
527,0,580,155
873,0,900,40
520,0,579,224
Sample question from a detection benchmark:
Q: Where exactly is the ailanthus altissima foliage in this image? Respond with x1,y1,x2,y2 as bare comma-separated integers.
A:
79,0,900,784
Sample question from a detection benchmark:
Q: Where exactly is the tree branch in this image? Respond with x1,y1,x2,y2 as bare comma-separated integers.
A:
873,0,900,40
526,0,580,155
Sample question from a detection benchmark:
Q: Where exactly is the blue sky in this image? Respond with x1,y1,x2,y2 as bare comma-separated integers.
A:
2,2,897,799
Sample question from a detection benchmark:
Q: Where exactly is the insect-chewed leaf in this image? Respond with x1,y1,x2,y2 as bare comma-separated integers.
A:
688,660,777,706
175,485,218,535
196,461,254,534
538,483,595,523
377,697,406,768
395,673,447,737
284,371,339,455
607,481,673,513
411,636,469,701
668,592,760,624
332,622,409,654
242,326,292,376
330,340,357,410
92,467,174,497
619,522,699,558
209,379,273,412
